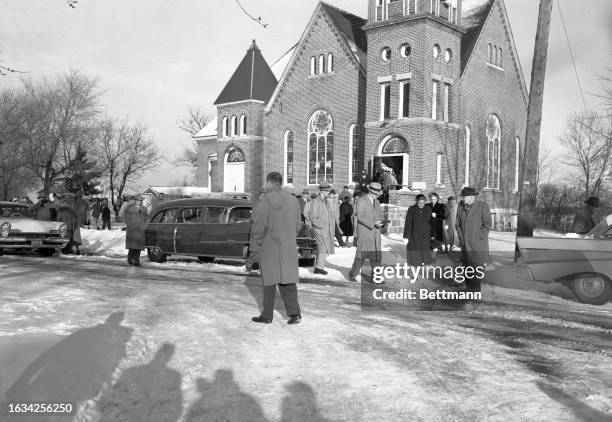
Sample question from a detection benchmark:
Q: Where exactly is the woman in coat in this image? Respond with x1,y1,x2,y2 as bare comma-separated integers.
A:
403,194,433,266
339,196,354,245
427,192,446,249
124,196,149,266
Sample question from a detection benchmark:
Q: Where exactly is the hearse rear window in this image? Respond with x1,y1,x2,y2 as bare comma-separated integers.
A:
151,208,178,224
228,207,251,223
180,207,204,224
204,207,225,224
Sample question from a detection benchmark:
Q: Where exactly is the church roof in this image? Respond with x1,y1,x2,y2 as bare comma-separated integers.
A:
193,116,217,139
461,0,496,72
319,2,367,67
214,40,278,105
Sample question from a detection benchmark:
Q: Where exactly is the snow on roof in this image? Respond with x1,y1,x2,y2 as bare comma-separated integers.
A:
270,44,297,81
143,186,211,196
193,116,217,138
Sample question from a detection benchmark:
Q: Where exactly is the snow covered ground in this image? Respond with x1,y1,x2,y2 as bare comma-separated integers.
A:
0,228,611,421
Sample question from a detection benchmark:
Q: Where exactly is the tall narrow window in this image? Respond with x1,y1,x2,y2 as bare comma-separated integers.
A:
399,81,410,118
310,56,316,75
499,47,503,68
380,84,391,120
285,131,294,185
514,136,520,192
487,43,492,63
239,114,246,135
318,54,325,75
436,153,443,185
230,115,237,137
308,110,334,184
464,125,471,186
485,114,501,189
327,53,333,73
222,116,229,138
494,46,499,67
443,84,450,122
431,81,438,120
349,125,362,182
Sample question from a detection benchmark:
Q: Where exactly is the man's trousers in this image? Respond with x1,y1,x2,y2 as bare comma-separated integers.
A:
262,283,300,320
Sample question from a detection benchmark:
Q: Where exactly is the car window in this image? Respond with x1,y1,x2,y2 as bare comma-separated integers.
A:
151,210,165,224
204,207,225,224
160,208,178,223
228,207,252,224
179,207,204,224
603,227,612,239
1,205,31,217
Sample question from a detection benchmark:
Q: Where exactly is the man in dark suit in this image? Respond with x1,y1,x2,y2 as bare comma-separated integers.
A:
251,172,303,325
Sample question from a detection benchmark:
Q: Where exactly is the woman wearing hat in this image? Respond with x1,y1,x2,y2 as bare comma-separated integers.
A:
403,194,434,267
572,197,602,234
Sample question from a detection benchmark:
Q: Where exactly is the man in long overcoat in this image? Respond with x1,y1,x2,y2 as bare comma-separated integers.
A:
305,181,335,275
124,196,148,266
455,187,492,293
56,194,82,255
572,197,602,234
403,194,434,267
348,182,385,283
251,172,302,325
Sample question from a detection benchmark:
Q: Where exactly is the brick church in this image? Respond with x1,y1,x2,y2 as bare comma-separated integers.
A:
195,0,528,228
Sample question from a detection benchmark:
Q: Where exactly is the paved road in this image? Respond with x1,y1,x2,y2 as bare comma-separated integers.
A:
0,254,611,421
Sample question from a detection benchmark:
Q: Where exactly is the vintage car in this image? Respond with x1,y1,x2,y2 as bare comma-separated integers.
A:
0,201,69,256
515,214,612,305
144,197,318,263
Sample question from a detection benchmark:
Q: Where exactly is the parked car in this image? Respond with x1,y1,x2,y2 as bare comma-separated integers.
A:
144,197,317,263
0,201,69,256
515,214,612,305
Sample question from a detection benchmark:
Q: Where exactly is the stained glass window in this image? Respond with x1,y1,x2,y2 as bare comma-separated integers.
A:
285,131,294,185
485,114,501,189
308,110,333,184
382,136,409,154
226,146,245,163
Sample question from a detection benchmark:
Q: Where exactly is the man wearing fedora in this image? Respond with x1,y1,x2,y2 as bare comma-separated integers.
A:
305,180,335,275
124,195,148,266
573,196,602,235
455,187,492,293
348,182,385,283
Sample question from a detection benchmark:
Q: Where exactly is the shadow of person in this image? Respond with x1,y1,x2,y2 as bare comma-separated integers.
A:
280,381,336,422
184,369,268,422
536,381,610,422
96,342,182,422
3,312,132,420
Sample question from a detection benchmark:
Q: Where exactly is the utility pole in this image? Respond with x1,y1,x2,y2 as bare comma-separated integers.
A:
516,0,554,239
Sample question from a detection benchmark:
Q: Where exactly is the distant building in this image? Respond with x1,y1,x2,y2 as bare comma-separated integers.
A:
194,0,527,226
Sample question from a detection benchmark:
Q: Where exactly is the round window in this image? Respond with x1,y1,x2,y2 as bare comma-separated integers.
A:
445,48,452,62
381,47,391,62
400,43,411,58
433,44,440,59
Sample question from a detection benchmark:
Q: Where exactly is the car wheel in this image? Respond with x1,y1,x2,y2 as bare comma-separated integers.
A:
147,247,167,263
38,248,55,257
571,274,611,305
198,256,215,263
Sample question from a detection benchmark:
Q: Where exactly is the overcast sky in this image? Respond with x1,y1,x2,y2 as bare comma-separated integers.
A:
1,0,610,187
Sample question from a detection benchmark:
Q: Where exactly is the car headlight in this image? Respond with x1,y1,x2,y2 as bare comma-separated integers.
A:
58,223,67,238
1,222,10,238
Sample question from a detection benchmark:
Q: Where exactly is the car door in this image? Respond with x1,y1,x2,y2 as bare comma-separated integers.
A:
197,206,227,257
224,206,252,258
146,208,178,254
175,207,205,255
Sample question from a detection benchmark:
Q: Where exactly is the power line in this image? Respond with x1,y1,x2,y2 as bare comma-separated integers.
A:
234,0,268,28
555,0,588,114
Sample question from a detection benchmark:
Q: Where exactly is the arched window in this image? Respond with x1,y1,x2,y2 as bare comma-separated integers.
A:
514,136,520,192
284,130,294,185
381,136,409,154
494,46,499,66
308,110,333,184
327,53,333,73
498,47,503,68
348,124,362,183
239,114,246,136
487,43,492,63
230,115,237,137
310,56,316,75
222,116,229,138
464,125,471,186
318,54,325,75
226,146,245,163
485,114,501,189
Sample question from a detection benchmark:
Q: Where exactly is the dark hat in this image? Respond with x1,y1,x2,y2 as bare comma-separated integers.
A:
368,182,382,195
584,197,600,207
448,196,456,201
302,188,309,194
460,187,479,197
319,181,331,191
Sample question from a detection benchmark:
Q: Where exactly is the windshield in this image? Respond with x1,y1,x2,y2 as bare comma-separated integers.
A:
0,204,32,218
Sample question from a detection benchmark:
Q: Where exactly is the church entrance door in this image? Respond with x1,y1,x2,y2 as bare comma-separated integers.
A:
224,146,245,192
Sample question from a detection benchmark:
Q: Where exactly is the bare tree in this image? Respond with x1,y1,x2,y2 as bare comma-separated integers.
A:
96,118,161,215
21,70,102,195
560,110,612,198
173,106,212,168
536,146,554,187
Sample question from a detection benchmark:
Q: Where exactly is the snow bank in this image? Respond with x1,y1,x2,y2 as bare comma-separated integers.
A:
80,228,126,257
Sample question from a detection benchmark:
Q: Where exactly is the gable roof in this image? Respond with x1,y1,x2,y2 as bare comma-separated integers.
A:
461,0,495,73
214,40,278,105
193,116,217,139
265,2,366,112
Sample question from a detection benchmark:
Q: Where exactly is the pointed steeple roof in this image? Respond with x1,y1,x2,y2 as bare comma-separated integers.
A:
214,40,278,105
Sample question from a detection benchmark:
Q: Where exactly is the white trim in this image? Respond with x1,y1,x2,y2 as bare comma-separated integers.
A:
380,83,390,121
216,99,264,107
222,116,229,138
396,72,412,81
399,80,410,118
442,76,453,85
431,81,438,120
327,53,333,73
377,75,393,83
239,114,246,136
230,115,237,137
486,62,505,72
431,73,442,81
310,56,316,75
443,84,450,122
464,125,470,186
514,136,520,192
348,124,357,183
318,54,325,74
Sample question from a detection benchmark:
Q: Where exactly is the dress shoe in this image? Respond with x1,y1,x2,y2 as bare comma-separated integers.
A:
313,268,328,275
347,272,358,282
133,262,141,267
252,315,272,324
287,315,302,325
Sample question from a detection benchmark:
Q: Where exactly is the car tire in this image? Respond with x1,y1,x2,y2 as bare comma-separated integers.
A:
38,248,55,257
571,274,611,305
147,247,167,263
198,256,215,263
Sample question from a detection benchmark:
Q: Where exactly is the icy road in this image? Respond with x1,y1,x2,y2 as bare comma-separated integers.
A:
1,253,611,421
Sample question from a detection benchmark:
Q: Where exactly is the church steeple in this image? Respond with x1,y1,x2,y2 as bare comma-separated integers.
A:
214,40,278,105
